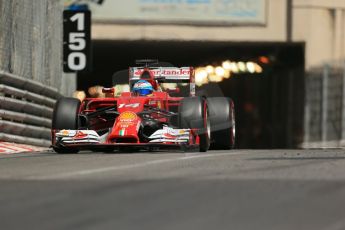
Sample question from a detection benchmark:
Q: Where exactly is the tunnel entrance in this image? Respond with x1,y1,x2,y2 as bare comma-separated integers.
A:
78,40,305,149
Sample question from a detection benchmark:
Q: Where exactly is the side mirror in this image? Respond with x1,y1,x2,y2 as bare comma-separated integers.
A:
102,87,115,97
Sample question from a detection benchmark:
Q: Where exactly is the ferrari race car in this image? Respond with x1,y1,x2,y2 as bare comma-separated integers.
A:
51,60,235,153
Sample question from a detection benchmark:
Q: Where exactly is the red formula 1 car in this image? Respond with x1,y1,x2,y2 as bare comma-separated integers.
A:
51,60,235,153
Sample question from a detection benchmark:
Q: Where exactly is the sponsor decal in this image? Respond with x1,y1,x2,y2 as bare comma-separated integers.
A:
119,121,135,127
56,130,100,144
119,129,125,136
74,131,88,139
61,129,71,136
56,129,76,137
131,67,191,78
148,126,190,143
179,130,188,135
119,111,137,122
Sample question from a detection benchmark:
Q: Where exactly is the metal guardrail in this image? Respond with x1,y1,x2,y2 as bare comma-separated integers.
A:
0,71,62,147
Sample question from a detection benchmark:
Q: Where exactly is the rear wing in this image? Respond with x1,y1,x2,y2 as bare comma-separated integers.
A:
129,67,196,96
129,67,194,82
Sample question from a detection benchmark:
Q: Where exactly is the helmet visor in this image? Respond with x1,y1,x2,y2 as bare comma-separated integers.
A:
137,89,152,95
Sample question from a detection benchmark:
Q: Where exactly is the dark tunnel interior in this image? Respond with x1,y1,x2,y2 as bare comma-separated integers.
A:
78,40,305,149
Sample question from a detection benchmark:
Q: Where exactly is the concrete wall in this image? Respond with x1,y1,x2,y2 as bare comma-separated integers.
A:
0,0,76,96
293,0,345,69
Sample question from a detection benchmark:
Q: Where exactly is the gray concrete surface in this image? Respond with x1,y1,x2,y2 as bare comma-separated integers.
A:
0,149,345,230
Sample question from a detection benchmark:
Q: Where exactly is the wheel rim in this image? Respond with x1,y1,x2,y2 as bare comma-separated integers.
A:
231,103,236,145
203,101,210,138
202,100,210,150
206,108,211,140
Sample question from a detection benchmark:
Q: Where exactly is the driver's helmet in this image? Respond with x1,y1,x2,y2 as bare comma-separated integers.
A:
132,80,153,96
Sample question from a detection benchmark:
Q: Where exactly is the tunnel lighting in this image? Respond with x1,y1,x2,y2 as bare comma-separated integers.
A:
88,87,96,95
88,86,98,96
195,68,208,86
206,65,214,74
113,84,130,96
161,83,178,89
215,66,225,77
196,68,208,80
259,56,270,64
222,60,232,70
223,70,231,79
246,62,256,73
195,59,263,86
230,62,239,73
208,73,223,82
162,83,177,88
254,63,263,73
237,62,246,72
196,78,208,87
73,90,86,101
196,76,209,86
88,85,105,98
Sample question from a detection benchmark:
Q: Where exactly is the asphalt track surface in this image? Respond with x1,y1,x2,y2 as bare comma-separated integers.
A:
1,149,345,230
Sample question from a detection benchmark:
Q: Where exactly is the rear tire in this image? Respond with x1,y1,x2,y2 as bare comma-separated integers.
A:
207,97,235,150
52,97,81,154
179,97,210,152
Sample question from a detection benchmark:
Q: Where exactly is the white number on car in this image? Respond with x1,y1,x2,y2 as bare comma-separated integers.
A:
118,103,140,108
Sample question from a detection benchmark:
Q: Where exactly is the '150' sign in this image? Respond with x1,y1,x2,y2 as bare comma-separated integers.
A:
63,10,91,72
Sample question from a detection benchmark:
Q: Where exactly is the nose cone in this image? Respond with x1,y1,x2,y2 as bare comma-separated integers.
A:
106,111,141,143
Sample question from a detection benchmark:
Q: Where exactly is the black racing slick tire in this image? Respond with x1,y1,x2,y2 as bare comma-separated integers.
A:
207,97,235,150
52,97,80,154
179,97,210,152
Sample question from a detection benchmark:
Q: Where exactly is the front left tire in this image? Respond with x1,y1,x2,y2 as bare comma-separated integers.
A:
207,97,235,150
52,97,81,153
178,97,210,152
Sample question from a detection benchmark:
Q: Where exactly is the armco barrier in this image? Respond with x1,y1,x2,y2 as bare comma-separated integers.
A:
0,71,62,147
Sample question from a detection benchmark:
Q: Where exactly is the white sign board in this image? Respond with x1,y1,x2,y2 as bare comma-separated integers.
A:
92,0,267,26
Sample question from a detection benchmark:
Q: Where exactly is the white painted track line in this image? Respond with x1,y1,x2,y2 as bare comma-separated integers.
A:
29,150,249,180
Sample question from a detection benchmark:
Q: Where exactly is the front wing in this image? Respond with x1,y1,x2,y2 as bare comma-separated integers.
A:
52,128,199,151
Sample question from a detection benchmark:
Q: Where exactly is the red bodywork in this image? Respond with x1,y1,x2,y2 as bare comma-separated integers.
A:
52,66,199,150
